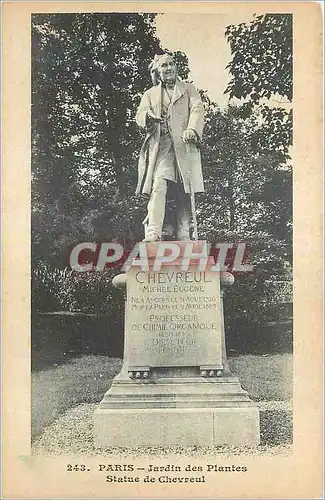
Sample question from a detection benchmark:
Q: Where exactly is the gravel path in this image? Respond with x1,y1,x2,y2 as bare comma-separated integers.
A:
32,400,292,457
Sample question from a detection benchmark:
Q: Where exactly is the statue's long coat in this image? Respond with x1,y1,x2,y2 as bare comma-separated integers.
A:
135,79,205,195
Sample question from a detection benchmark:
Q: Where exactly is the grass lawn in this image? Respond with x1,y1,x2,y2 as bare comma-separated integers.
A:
32,353,292,440
32,355,122,437
229,353,292,401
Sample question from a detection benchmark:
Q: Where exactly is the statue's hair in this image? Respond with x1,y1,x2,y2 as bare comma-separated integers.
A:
148,53,176,86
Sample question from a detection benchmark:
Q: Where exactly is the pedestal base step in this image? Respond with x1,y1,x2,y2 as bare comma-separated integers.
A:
94,406,260,447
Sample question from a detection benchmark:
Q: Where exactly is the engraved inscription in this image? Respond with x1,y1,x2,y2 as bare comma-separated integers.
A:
127,267,222,367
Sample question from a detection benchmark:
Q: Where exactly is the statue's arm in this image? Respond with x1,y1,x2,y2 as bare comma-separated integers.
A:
186,84,205,139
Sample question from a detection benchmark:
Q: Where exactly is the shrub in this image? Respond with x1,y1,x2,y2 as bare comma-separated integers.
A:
32,261,124,316
224,273,293,353
70,270,124,315
224,273,292,326
32,262,77,311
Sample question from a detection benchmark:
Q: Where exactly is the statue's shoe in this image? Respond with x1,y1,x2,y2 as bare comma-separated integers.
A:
142,234,161,242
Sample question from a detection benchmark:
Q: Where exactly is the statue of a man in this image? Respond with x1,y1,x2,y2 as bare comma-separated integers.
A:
135,53,205,242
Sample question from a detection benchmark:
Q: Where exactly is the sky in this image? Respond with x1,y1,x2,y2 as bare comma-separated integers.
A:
155,12,260,107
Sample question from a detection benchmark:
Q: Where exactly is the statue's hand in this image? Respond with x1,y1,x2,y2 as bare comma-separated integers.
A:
182,129,198,144
145,111,162,132
146,110,162,124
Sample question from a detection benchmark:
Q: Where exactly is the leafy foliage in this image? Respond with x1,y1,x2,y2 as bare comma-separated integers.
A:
197,99,292,262
32,261,124,315
32,13,162,263
225,14,293,101
217,13,293,271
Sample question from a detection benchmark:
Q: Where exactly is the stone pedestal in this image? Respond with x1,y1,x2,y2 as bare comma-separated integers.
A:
94,241,260,447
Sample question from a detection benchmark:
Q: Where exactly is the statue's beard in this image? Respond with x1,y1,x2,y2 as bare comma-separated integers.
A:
162,73,177,85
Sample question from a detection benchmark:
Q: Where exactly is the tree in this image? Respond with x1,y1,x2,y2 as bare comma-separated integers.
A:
222,14,293,261
32,13,162,264
225,14,292,102
198,98,291,266
32,13,161,193
198,14,294,340
193,85,292,339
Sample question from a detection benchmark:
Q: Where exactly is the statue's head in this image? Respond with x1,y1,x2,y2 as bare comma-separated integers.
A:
149,53,177,86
